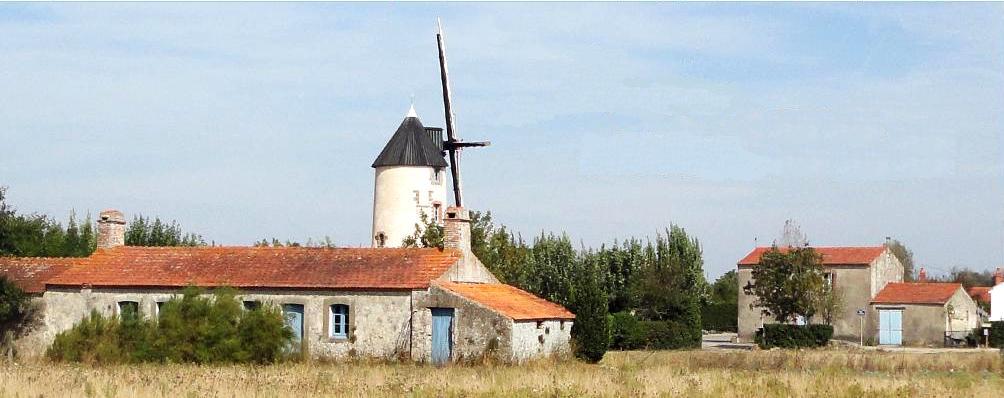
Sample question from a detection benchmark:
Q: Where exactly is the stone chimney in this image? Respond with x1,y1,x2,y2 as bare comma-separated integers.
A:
97,209,126,249
994,267,1004,286
918,267,927,282
443,206,471,253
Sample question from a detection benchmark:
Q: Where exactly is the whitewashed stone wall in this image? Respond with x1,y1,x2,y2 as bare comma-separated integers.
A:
510,320,572,363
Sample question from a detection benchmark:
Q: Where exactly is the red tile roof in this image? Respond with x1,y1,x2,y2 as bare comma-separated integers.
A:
436,282,575,321
737,246,886,266
0,257,78,294
46,246,461,290
872,282,963,305
967,286,991,304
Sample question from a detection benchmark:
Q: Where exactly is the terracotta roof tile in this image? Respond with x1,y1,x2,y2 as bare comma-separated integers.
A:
46,246,461,290
738,246,886,266
0,257,78,294
967,286,991,304
436,282,575,321
872,282,962,305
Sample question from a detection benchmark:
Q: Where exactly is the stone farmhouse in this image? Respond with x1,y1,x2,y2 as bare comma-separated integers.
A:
738,245,982,346
0,108,575,363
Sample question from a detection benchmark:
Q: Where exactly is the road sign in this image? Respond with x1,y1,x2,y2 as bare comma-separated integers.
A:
856,309,866,316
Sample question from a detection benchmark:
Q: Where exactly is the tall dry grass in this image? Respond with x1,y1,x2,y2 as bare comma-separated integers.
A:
0,350,1001,397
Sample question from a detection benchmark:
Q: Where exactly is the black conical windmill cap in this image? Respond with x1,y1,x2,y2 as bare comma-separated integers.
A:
372,106,448,168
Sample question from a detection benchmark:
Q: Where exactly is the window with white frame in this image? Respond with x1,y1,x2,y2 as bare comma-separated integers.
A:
330,304,349,339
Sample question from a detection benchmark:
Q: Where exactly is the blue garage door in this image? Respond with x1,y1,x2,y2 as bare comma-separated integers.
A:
283,303,305,353
431,308,454,365
879,309,903,346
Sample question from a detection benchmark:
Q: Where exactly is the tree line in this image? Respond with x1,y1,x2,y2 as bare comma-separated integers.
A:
405,211,711,361
0,187,206,258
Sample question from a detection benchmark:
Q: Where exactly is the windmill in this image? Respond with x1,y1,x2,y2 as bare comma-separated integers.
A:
436,19,489,208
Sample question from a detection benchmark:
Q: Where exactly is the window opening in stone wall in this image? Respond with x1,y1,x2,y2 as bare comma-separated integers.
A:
330,304,349,339
118,301,139,320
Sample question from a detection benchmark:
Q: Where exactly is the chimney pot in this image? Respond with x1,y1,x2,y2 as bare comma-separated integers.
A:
443,206,471,252
97,209,126,249
918,267,927,282
994,267,1004,286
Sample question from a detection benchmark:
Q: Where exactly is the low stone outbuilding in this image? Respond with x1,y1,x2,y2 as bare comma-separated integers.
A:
0,208,574,363
870,282,980,346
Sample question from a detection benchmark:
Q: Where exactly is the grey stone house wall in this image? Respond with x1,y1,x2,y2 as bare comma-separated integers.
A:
411,286,513,363
20,285,569,363
29,287,415,360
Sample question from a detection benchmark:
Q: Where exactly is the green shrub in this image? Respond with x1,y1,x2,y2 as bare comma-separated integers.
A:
640,320,701,350
47,287,292,364
701,302,737,332
608,312,645,350
990,321,1004,348
754,324,833,349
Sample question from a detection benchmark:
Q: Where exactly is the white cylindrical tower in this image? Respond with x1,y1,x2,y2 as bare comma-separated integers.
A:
371,106,448,247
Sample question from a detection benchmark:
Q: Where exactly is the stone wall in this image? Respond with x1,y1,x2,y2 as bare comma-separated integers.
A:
411,286,512,363
25,287,413,360
510,320,572,363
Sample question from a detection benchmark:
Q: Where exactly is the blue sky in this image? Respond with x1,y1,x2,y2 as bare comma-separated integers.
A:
1,3,1002,278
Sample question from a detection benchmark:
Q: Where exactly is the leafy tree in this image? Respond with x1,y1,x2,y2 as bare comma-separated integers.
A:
743,246,826,323
632,226,705,347
885,239,915,281
702,270,739,332
778,219,808,248
814,283,845,325
570,252,608,362
125,215,205,247
401,213,444,249
932,266,995,289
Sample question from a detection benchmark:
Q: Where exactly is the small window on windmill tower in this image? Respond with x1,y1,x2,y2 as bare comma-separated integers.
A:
432,203,442,223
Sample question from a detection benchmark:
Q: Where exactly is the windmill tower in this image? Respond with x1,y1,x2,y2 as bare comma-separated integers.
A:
370,20,488,249
371,105,449,248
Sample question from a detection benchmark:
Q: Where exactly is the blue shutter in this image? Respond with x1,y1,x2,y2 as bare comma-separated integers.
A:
283,304,305,353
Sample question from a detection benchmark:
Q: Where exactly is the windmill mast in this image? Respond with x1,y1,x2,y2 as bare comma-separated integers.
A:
436,18,465,207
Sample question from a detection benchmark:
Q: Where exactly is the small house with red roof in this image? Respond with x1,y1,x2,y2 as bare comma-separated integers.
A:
737,245,904,343
0,109,575,363
871,282,979,346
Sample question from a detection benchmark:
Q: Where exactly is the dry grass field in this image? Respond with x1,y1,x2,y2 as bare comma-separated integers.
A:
1,349,1002,397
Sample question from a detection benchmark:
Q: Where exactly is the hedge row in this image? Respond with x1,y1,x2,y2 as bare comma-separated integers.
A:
608,312,701,350
754,324,833,349
700,303,737,333
991,321,1004,348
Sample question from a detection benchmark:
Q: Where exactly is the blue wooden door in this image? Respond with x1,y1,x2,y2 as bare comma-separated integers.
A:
879,309,903,345
283,304,305,353
431,308,454,365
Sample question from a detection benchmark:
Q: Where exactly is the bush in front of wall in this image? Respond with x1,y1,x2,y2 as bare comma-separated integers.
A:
47,286,293,364
754,324,833,349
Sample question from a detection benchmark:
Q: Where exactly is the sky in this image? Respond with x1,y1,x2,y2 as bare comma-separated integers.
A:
1,3,1002,279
